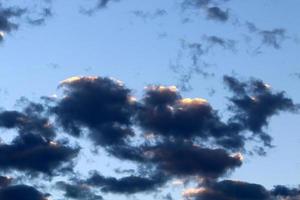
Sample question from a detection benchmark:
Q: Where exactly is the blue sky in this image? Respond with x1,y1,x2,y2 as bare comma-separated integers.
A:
0,0,299,200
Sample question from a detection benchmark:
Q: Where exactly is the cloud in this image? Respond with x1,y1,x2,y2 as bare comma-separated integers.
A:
109,141,242,179
136,85,244,150
27,8,53,26
85,171,167,194
224,75,299,148
206,7,228,22
183,180,300,200
0,75,297,198
0,133,79,175
203,35,236,51
0,101,56,139
131,9,167,21
143,142,242,178
0,176,12,188
56,181,103,200
52,76,136,147
259,28,287,49
0,185,48,200
80,0,121,15
0,1,52,42
181,0,230,22
245,22,289,50
0,3,26,33
271,185,300,198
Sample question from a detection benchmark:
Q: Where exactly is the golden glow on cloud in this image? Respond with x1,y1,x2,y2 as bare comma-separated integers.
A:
179,98,208,106
264,83,271,89
172,179,184,186
60,76,98,85
49,141,59,147
182,187,207,197
128,96,137,103
0,31,5,38
232,152,244,161
145,85,178,92
250,96,258,102
109,77,124,86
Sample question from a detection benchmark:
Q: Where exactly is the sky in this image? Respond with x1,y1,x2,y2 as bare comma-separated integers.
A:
0,0,299,200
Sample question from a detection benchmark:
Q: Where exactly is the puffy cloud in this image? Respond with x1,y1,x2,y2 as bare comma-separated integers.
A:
0,185,48,200
136,85,244,150
0,75,297,198
0,133,79,175
52,76,136,146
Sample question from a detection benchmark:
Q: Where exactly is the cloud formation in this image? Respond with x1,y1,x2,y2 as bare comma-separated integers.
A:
0,75,297,198
0,133,79,175
52,76,136,147
0,1,52,42
0,185,47,200
183,180,300,200
0,102,56,139
85,171,167,194
224,75,299,148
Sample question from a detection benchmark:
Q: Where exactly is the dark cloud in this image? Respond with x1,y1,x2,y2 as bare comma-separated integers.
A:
143,142,242,178
0,1,52,42
52,76,136,147
80,0,121,15
136,85,244,150
96,0,114,9
184,180,300,200
56,181,102,200
0,3,26,33
85,171,167,194
0,102,56,139
109,141,242,179
0,176,12,188
0,133,79,175
0,75,297,198
224,75,299,147
0,185,47,200
181,0,230,22
206,7,228,22
184,180,269,200
271,185,300,198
